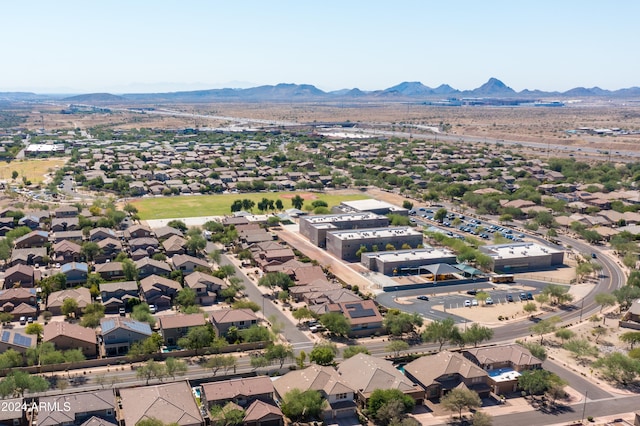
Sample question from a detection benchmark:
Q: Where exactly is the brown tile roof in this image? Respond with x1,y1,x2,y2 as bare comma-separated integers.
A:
273,364,353,398
210,308,258,325
47,287,92,309
119,381,203,426
43,321,97,345
328,300,383,326
404,351,487,388
337,353,419,395
202,376,273,403
159,313,206,330
243,400,282,423
464,344,542,368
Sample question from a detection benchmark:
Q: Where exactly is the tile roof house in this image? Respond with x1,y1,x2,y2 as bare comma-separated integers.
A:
0,329,36,353
140,275,182,310
90,227,118,242
3,264,37,288
9,247,47,266
210,309,259,336
118,381,204,426
326,300,384,337
158,313,207,346
95,238,123,263
51,217,80,232
43,321,97,357
0,288,37,317
172,254,210,274
201,376,274,409
135,257,173,279
47,287,92,316
36,390,115,426
404,351,491,400
14,230,49,249
337,354,424,406
272,365,356,420
94,262,125,281
60,262,89,285
54,205,79,218
125,224,153,239
162,234,187,257
99,281,139,314
243,399,283,426
154,226,184,240
183,271,226,305
100,317,152,356
52,240,83,264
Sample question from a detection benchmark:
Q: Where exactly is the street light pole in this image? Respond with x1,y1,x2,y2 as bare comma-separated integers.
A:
579,297,585,322
581,390,588,423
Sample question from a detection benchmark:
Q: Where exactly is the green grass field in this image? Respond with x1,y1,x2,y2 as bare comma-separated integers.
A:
132,191,370,220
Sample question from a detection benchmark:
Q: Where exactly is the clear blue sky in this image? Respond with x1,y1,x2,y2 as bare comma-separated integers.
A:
2,1,638,93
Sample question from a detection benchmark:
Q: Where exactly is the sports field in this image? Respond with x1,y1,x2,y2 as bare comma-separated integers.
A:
132,191,370,220
0,159,67,183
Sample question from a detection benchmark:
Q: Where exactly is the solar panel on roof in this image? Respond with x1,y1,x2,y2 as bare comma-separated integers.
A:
1,331,10,343
346,303,375,318
13,334,32,347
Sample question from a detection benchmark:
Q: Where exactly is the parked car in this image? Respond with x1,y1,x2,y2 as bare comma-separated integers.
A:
464,300,472,307
506,294,514,302
527,292,534,300
471,299,478,306
466,289,477,296
149,305,156,314
485,297,494,305
519,292,527,301
19,316,26,325
417,295,429,301
27,317,34,323
119,307,126,316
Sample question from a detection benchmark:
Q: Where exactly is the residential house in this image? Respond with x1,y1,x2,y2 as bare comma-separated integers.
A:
94,262,125,281
463,344,543,395
100,317,152,356
9,247,47,266
118,381,204,426
135,257,173,279
61,262,89,285
125,224,153,239
54,205,79,218
404,351,491,400
43,321,97,358
128,237,160,258
326,300,384,337
51,217,80,232
52,240,83,264
36,390,115,426
273,365,357,420
95,238,123,263
243,400,283,426
14,230,49,249
202,376,274,409
0,397,26,426
52,230,83,244
183,271,226,305
90,227,118,242
47,287,92,316
159,314,207,346
172,254,210,274
139,275,182,310
99,281,139,314
210,309,259,337
0,288,37,320
17,214,40,230
0,329,36,354
162,235,186,257
337,354,424,406
154,226,183,241
3,264,36,288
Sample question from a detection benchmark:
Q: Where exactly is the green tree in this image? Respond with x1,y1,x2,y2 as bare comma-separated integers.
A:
81,241,101,262
291,195,304,210
25,323,44,342
529,316,561,344
555,328,575,343
319,312,351,337
0,349,23,369
292,307,315,324
258,272,293,293
614,285,640,311
265,344,293,368
518,369,565,395
80,302,105,328
177,325,213,354
176,287,197,310
386,340,410,357
440,388,482,420
520,342,547,361
620,331,640,349
593,352,640,385
342,345,370,359
122,258,138,281
422,317,461,351
595,292,617,315
63,349,85,363
0,371,48,397
281,389,326,422
434,208,448,222
563,338,598,364
368,389,415,421
542,284,573,305
231,300,261,312
310,342,338,366
384,311,423,338
136,359,167,385
472,411,493,426
132,303,156,326
461,323,494,347
61,298,79,318
206,355,236,376
240,325,272,343
523,302,537,315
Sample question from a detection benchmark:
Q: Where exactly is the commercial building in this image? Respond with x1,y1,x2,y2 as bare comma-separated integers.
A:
479,242,564,272
334,199,409,216
326,227,423,261
361,247,457,275
299,212,389,248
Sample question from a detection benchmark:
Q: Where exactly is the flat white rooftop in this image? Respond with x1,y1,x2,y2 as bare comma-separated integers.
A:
482,242,563,259
363,247,455,262
305,212,384,224
328,227,422,240
341,199,405,212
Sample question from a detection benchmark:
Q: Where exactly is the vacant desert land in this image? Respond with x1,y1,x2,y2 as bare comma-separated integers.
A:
0,158,66,183
131,191,369,220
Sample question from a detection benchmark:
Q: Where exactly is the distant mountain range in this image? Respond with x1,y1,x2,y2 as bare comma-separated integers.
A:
2,78,640,103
